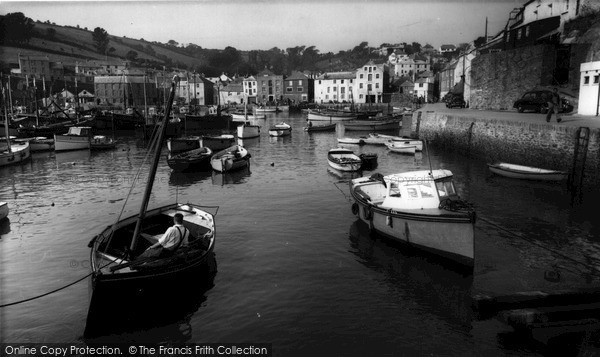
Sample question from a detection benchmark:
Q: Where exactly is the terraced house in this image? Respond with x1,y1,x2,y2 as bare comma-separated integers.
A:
314,71,355,104
256,68,283,103
283,71,313,103
355,60,388,104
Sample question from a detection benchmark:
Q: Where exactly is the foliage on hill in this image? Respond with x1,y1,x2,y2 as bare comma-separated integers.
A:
1,11,391,77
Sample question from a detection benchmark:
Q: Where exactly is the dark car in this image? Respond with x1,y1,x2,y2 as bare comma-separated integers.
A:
446,96,466,109
513,90,574,114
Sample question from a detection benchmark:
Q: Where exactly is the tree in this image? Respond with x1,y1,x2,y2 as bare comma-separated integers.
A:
167,39,179,47
92,27,109,54
125,50,138,61
0,12,35,44
457,42,470,53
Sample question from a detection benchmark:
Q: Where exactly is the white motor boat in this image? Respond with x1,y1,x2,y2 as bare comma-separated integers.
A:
350,170,476,267
385,141,416,155
54,126,92,152
327,148,362,172
268,122,292,137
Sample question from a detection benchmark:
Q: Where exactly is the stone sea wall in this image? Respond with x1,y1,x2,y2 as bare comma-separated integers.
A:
410,111,600,189
470,45,556,111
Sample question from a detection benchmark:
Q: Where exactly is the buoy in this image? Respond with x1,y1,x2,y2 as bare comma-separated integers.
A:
270,162,274,166
51,202,55,206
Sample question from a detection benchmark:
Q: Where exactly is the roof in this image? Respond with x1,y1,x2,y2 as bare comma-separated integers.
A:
400,80,414,87
440,44,456,50
316,71,356,80
257,68,276,77
286,71,309,80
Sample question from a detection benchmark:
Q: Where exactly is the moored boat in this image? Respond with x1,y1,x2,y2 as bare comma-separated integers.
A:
268,122,292,137
237,123,261,139
167,136,202,155
231,112,266,121
349,170,476,267
307,109,357,121
202,134,236,151
304,122,336,132
385,141,416,155
210,145,251,172
337,137,365,145
167,146,213,172
327,147,362,172
254,106,277,113
54,126,92,152
487,162,568,181
90,135,116,150
371,133,423,151
359,153,378,170
343,116,402,131
14,137,55,152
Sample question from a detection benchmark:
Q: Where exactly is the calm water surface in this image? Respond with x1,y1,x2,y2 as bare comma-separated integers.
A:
1,112,599,356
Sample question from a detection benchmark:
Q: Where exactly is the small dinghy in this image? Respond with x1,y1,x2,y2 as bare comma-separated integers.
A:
268,122,292,137
487,162,568,181
337,137,365,145
385,141,416,155
210,145,251,172
167,146,213,172
327,147,362,172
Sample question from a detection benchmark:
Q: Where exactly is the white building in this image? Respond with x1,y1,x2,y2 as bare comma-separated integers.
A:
355,61,387,104
393,56,431,77
414,77,434,102
314,71,355,104
243,76,258,102
578,61,600,115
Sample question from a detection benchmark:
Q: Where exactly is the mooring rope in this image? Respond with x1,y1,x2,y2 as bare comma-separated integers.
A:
333,181,353,202
478,215,600,276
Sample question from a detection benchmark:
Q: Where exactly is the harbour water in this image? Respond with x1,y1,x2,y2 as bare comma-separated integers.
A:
1,112,599,356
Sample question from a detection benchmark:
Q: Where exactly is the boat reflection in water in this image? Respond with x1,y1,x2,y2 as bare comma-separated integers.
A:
327,167,363,181
211,166,251,186
54,149,91,166
348,220,473,326
237,137,260,149
84,252,217,340
169,170,213,188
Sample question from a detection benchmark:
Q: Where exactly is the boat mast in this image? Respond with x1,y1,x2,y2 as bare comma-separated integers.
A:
129,75,179,253
2,82,12,153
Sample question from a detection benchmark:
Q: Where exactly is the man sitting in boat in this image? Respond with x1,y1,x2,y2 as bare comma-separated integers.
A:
145,213,189,257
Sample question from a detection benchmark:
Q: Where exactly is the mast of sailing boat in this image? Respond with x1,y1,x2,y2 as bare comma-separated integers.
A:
129,75,179,253
2,83,12,153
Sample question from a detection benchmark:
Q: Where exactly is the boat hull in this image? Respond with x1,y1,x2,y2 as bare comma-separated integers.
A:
350,187,474,266
167,137,201,155
0,142,31,166
343,119,401,131
167,148,212,172
305,123,336,132
237,124,261,139
202,135,236,151
54,135,90,151
307,110,357,121
210,145,251,172
184,114,233,130
488,163,568,181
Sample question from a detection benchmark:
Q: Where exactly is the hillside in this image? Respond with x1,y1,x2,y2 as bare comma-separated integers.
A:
0,19,207,70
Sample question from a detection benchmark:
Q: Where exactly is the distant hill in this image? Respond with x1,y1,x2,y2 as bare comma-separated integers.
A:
0,18,207,71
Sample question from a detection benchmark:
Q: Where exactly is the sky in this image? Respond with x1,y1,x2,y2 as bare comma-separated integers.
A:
1,0,523,53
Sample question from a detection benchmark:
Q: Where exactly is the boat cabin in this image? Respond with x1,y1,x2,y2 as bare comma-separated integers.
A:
66,126,92,137
382,171,457,210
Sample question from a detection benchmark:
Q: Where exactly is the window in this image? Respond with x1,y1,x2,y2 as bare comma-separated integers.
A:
368,74,372,81
525,26,530,37
584,76,590,84
368,67,372,72
341,79,344,84
298,80,302,85
375,83,379,89
333,79,336,84
297,87,303,92
350,79,353,83
359,94,363,99
287,87,293,92
595,75,600,84
318,80,322,84
341,87,345,93
419,83,423,88
376,74,380,79
360,74,364,79
506,33,510,42
327,87,330,93
367,84,372,91
288,80,293,86
364,67,367,71
325,95,329,99
359,83,363,89
517,29,522,40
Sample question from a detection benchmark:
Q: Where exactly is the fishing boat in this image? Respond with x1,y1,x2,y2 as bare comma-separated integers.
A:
385,141,416,155
327,148,363,172
349,170,476,267
487,162,568,181
307,109,357,122
304,122,336,132
210,144,251,172
90,135,116,150
337,137,365,145
343,116,402,131
87,76,217,315
0,201,8,221
237,123,261,139
202,134,236,151
268,122,292,137
167,146,213,172
254,106,277,113
54,126,92,152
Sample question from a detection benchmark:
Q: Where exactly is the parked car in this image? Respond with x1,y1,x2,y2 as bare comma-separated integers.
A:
513,90,574,114
446,96,466,109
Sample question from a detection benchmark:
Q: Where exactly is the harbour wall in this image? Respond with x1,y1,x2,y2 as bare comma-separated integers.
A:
406,111,600,190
